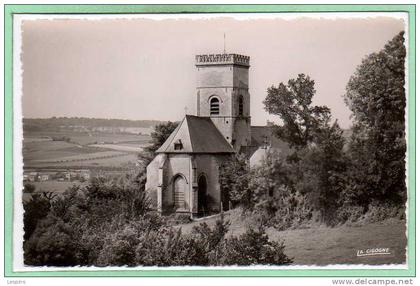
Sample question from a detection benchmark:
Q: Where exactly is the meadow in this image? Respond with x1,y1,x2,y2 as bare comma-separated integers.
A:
24,130,150,145
180,209,407,265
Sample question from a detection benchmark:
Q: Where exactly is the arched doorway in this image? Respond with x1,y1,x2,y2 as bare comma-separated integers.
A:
198,175,207,216
173,175,187,210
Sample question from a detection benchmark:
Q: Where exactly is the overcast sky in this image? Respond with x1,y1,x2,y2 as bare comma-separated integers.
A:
21,14,405,128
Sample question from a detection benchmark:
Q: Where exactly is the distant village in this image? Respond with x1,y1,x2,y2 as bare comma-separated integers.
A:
23,169,91,183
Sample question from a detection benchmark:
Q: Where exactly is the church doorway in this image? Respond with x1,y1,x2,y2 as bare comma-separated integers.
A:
197,175,207,216
173,175,187,210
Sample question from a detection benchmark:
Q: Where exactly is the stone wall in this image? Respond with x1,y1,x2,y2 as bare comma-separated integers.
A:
145,152,231,214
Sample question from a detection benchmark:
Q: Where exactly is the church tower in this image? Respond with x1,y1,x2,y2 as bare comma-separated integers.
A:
195,53,251,152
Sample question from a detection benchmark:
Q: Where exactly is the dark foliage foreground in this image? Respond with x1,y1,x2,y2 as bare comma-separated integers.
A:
23,174,292,267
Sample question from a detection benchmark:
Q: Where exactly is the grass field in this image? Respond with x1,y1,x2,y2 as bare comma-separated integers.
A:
23,131,150,170
24,131,150,145
179,210,407,265
89,143,143,152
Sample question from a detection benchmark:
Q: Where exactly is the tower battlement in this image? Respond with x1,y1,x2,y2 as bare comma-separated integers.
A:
195,53,250,67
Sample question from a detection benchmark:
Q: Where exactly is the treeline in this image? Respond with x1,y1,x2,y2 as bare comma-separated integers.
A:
220,31,407,228
23,117,163,132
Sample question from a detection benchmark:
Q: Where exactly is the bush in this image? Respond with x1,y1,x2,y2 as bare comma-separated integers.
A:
98,222,141,266
220,226,293,266
269,191,313,230
23,183,36,194
335,204,365,224
135,227,202,266
24,214,78,266
23,193,51,241
362,201,405,223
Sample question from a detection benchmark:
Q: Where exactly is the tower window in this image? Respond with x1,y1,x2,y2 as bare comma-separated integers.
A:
210,98,220,115
239,95,244,116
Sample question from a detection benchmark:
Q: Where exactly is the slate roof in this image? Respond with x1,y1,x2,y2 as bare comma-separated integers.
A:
248,126,292,167
156,115,235,154
249,126,291,155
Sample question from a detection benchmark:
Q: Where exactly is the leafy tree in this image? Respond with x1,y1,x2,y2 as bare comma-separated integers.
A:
218,154,249,208
344,31,406,205
248,151,292,208
144,121,179,154
24,214,78,266
263,74,348,223
294,121,348,223
138,121,179,166
23,193,51,241
263,74,331,149
23,183,36,194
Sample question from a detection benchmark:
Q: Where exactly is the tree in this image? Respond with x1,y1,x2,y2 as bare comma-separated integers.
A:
24,214,79,266
23,183,36,194
23,193,51,241
294,121,348,223
138,121,179,166
263,74,331,149
144,121,179,154
263,74,348,223
218,154,249,208
344,31,406,205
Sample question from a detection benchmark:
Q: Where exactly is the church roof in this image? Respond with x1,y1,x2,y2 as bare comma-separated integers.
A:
249,126,291,154
156,115,235,154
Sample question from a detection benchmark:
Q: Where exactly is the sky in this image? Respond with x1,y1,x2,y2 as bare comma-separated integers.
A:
20,14,405,128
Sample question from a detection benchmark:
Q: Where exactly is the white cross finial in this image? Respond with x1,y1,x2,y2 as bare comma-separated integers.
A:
184,106,188,115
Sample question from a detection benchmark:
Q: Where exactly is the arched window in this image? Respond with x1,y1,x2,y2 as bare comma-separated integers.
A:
210,97,220,115
238,95,244,116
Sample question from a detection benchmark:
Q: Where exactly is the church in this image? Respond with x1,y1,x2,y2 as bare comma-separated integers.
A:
145,53,287,217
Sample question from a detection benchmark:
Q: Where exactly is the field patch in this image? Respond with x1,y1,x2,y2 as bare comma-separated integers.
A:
23,131,150,169
89,143,143,152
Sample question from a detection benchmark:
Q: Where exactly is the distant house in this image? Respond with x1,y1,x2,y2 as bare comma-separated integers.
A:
27,172,38,182
40,174,49,181
249,126,291,168
80,169,91,181
65,172,72,181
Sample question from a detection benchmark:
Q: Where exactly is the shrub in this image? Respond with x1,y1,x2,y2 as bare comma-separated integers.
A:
24,214,78,266
98,222,141,266
190,216,230,265
135,227,203,266
362,201,405,223
220,226,293,266
23,183,36,194
23,193,51,241
335,204,365,224
269,191,313,230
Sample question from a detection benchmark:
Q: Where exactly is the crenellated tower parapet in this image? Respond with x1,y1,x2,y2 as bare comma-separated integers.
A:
195,53,250,67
